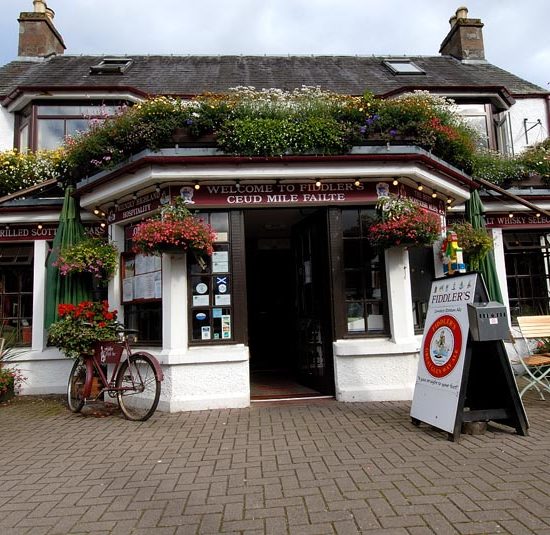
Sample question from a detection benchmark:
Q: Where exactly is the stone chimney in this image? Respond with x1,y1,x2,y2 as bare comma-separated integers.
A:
18,0,65,58
439,6,485,61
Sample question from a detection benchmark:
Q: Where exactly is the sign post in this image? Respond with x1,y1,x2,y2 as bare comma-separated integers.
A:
410,272,529,441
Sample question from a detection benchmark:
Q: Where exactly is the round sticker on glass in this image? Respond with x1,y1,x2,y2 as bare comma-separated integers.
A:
196,283,208,294
195,313,207,321
218,284,227,294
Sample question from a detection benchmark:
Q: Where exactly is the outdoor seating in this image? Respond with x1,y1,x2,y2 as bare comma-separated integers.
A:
514,316,550,399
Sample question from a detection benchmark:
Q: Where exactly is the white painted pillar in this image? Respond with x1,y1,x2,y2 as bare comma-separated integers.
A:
162,252,188,352
385,246,416,344
33,240,48,350
108,223,125,323
491,228,510,310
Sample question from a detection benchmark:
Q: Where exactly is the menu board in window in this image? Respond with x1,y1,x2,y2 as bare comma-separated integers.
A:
121,253,162,303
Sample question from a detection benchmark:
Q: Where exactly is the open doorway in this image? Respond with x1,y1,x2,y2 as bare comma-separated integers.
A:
245,208,335,400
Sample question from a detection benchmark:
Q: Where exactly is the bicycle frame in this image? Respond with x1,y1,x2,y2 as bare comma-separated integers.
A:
81,339,164,400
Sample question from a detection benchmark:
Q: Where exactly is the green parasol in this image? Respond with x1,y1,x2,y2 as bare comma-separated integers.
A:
465,188,503,303
44,186,92,328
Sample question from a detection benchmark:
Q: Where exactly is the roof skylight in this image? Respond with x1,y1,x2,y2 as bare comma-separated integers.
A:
383,60,425,75
90,58,133,75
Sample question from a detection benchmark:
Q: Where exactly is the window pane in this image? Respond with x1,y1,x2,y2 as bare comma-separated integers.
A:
210,212,229,241
342,210,360,237
37,104,119,116
347,302,365,332
67,119,90,137
37,119,65,150
345,270,362,300
343,240,361,268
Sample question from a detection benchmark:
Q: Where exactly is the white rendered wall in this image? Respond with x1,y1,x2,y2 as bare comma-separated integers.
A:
0,107,14,150
333,246,420,402
508,98,549,154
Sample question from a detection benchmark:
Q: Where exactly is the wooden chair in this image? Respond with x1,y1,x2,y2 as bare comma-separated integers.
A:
515,316,550,399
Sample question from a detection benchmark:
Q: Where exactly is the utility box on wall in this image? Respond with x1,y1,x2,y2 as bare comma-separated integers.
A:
467,302,509,342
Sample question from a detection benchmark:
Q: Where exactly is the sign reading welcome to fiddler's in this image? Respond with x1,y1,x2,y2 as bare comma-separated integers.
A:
410,273,478,434
108,181,445,223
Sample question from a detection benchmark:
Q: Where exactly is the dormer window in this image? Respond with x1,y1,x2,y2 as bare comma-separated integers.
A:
90,57,133,75
383,60,425,75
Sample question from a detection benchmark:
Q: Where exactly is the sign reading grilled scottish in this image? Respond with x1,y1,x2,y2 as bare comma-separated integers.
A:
410,273,478,434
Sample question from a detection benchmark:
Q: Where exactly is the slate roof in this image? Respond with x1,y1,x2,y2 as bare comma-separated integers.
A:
0,54,547,103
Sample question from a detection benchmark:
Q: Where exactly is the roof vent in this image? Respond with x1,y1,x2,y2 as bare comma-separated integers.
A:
90,57,133,75
382,60,425,75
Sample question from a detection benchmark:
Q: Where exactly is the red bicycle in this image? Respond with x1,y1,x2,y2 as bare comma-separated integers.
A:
67,328,163,421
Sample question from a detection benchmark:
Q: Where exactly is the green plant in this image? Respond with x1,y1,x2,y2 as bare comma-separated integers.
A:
48,301,119,359
0,148,66,196
55,237,119,281
368,195,441,248
0,335,27,399
131,197,215,257
471,150,526,185
520,138,550,182
451,222,493,270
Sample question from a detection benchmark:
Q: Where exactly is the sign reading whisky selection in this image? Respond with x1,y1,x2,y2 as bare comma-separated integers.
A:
411,272,529,441
109,181,445,223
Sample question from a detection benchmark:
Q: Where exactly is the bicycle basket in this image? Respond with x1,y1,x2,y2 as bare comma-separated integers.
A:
93,341,124,364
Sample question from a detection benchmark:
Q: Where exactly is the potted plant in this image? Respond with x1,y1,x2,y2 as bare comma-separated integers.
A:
0,336,26,403
131,197,215,260
55,237,119,282
368,195,441,248
48,300,119,359
450,222,493,270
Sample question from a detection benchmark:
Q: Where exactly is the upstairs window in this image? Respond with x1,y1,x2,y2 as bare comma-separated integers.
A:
17,102,123,152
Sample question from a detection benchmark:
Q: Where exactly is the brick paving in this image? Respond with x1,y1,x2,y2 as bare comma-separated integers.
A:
1,391,549,535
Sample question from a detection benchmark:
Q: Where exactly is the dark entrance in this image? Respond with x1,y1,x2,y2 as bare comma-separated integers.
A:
245,208,335,399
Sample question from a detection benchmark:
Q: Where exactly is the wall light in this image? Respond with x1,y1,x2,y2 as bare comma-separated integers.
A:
536,212,541,218
431,191,437,199
417,183,423,191
194,181,201,190
354,179,361,187
392,178,399,186
100,221,106,228
315,179,322,187
132,192,138,200
155,184,161,193
446,198,453,205
93,207,100,215
508,212,514,218
37,223,43,230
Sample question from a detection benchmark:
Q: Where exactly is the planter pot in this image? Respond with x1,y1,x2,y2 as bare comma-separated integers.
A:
0,382,15,403
171,128,217,146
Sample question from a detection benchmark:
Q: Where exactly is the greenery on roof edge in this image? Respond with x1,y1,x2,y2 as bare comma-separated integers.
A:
0,86,548,197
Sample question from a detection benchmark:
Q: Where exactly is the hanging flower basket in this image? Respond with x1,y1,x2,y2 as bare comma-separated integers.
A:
368,195,441,249
55,237,119,281
131,197,215,258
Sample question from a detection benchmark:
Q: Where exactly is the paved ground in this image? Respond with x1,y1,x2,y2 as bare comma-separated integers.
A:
1,390,549,535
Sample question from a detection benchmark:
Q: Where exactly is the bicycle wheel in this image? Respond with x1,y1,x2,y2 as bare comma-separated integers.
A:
116,353,161,421
67,356,86,412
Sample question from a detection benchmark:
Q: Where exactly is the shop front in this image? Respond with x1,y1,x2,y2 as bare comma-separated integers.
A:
73,147,473,411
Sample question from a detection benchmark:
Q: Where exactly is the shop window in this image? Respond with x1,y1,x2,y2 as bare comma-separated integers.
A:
0,245,34,346
503,231,550,321
342,208,387,335
120,252,162,345
188,212,233,343
409,246,435,331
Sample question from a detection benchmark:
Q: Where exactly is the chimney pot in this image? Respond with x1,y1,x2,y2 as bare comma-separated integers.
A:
46,7,55,20
33,0,47,13
455,6,469,19
449,15,457,27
